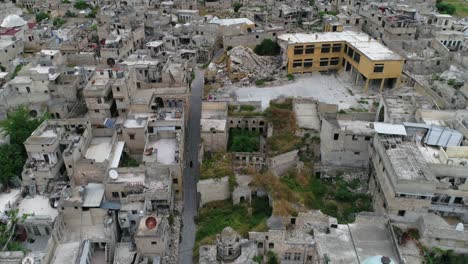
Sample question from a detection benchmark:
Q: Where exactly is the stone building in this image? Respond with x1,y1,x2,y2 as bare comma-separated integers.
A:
134,215,170,258
201,101,228,152
369,123,468,221
320,117,374,168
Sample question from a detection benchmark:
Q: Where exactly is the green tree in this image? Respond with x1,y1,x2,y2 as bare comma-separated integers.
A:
35,12,50,23
254,39,281,56
436,2,456,15
0,144,25,185
233,2,243,13
0,209,28,251
53,17,66,27
74,0,89,10
0,107,46,145
65,10,77,17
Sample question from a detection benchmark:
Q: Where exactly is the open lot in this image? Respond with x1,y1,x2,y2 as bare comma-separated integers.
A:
234,73,362,110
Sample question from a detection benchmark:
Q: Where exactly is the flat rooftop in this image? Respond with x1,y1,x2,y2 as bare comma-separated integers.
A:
85,137,113,162
278,31,404,61
0,189,20,213
110,172,146,185
144,138,178,164
201,119,226,132
51,242,81,264
385,139,429,181
337,120,374,135
17,195,58,220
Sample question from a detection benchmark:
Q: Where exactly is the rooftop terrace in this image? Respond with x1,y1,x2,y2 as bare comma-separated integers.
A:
84,137,113,163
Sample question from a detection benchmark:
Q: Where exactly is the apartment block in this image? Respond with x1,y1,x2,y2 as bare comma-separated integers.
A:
278,31,405,91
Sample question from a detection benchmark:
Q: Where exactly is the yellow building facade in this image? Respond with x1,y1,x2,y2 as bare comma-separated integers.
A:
278,31,405,92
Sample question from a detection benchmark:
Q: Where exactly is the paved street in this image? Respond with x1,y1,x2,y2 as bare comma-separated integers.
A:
179,70,203,264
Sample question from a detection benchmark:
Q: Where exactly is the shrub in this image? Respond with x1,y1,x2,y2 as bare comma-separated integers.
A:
233,2,243,13
254,39,280,56
36,12,50,23
286,74,295,81
65,10,77,17
228,130,260,152
53,17,66,27
255,79,265,86
239,105,255,112
74,0,89,10
436,2,456,15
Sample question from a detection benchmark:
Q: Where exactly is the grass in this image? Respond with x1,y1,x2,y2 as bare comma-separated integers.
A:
228,129,260,152
200,152,234,180
440,0,468,17
253,167,372,223
119,153,140,167
264,98,302,156
194,197,271,259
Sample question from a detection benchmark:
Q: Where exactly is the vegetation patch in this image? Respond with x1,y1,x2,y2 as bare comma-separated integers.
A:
35,12,50,23
194,197,271,259
253,167,372,223
228,129,260,152
119,152,140,167
423,247,468,263
436,1,457,15
0,107,46,186
200,152,234,180
264,99,301,156
254,39,280,56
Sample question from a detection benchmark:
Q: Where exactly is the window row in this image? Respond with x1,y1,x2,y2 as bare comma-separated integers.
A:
293,43,342,55
292,57,340,68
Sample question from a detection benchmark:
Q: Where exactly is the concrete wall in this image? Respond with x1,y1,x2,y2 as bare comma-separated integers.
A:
197,176,230,206
268,150,299,176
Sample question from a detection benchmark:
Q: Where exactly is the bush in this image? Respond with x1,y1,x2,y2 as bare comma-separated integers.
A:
74,0,89,10
36,12,50,23
436,2,456,15
233,2,243,13
239,105,255,112
286,74,295,81
255,79,265,86
228,130,260,152
65,10,77,17
53,17,66,27
254,39,280,56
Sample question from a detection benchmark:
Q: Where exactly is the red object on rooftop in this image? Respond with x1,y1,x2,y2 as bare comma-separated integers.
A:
145,216,157,229
0,28,20,36
27,22,36,30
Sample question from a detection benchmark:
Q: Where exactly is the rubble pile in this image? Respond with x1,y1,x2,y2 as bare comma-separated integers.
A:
227,46,280,82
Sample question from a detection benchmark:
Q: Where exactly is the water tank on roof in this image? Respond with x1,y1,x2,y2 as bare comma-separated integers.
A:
109,169,119,180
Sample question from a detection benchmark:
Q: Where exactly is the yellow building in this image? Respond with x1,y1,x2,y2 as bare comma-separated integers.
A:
278,31,405,92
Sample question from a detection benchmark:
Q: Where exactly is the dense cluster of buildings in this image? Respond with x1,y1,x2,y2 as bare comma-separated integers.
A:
0,0,466,263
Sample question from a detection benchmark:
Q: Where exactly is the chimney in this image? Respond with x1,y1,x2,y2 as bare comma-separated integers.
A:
381,256,391,264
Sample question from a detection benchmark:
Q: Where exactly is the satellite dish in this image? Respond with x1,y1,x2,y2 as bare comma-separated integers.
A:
107,58,116,68
456,223,464,231
22,257,34,264
145,216,157,229
109,169,119,180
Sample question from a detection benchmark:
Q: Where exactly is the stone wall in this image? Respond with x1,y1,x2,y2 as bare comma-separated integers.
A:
197,177,230,206
268,150,299,176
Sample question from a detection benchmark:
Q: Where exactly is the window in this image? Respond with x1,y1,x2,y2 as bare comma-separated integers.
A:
305,45,314,54
352,135,358,141
334,133,339,140
137,82,141,88
132,210,138,214
294,46,304,55
129,134,135,140
294,253,301,261
332,43,342,52
151,241,157,245
365,136,371,141
173,178,178,184
374,64,384,73
303,59,313,68
257,242,263,248
398,210,406,216
321,44,331,53
268,243,274,249
33,226,41,236
354,152,360,155
112,192,119,198
347,46,354,57
116,87,120,91
284,253,291,260
94,109,100,113
290,218,296,224
307,256,313,261
292,60,302,68
353,52,361,63
330,57,340,65
320,58,329,67
97,98,102,104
